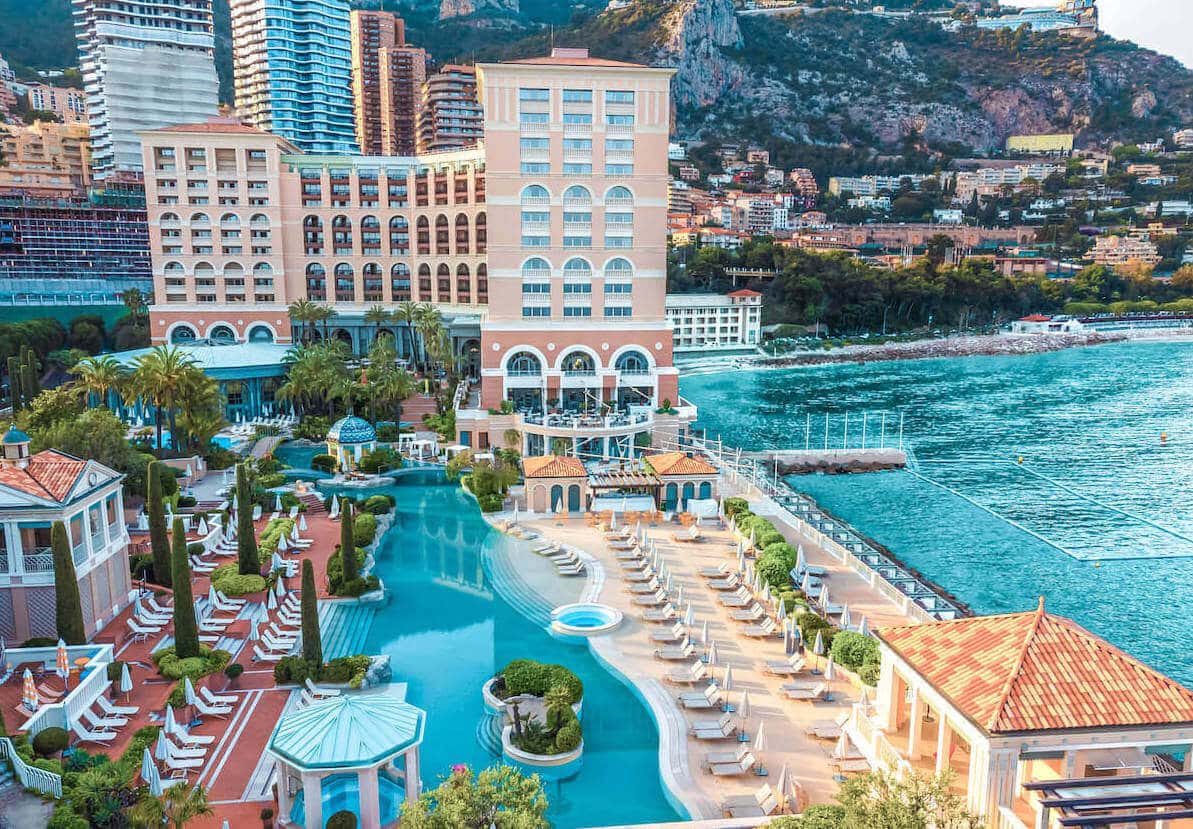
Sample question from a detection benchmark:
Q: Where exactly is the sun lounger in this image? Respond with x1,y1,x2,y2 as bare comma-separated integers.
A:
632,590,669,607
705,745,753,769
783,681,828,702
163,735,207,760
215,590,247,609
690,712,738,740
262,633,296,652
709,752,756,776
606,540,637,550
764,655,807,676
169,721,215,747
720,591,754,608
743,619,780,638
97,696,139,717
729,604,766,622
807,713,850,740
531,541,559,554
616,549,644,562
190,557,217,573
137,609,172,625
665,660,707,685
81,707,127,729
627,579,662,595
200,686,237,706
127,619,162,641
623,567,655,583
162,754,203,777
679,683,724,710
707,576,741,591
556,562,586,576
252,644,288,662
654,640,696,661
198,618,231,632
651,621,687,643
289,506,300,519
642,604,678,622
192,696,232,719
698,563,731,578
147,597,173,615
305,678,341,699
721,785,779,819
71,721,115,745
832,758,871,774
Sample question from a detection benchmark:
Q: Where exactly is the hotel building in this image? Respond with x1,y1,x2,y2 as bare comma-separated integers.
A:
230,0,357,154
0,426,132,643
666,290,762,352
141,49,693,458
72,0,220,177
26,83,88,125
417,65,483,153
0,121,93,198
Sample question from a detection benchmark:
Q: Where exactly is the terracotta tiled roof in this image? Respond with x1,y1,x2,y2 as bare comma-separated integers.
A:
645,452,718,476
0,450,86,502
522,455,586,479
154,120,268,135
727,289,762,297
876,600,1193,734
1019,314,1053,322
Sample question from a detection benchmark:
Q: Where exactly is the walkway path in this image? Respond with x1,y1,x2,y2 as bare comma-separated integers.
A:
250,435,283,459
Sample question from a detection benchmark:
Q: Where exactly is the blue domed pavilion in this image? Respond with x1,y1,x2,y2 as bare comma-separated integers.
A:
327,415,377,473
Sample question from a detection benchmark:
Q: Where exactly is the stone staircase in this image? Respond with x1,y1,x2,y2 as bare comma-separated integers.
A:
298,493,327,515
475,708,504,758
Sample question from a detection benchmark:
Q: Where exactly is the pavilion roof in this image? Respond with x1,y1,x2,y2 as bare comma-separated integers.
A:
267,694,425,770
644,451,718,476
522,455,586,479
876,599,1193,734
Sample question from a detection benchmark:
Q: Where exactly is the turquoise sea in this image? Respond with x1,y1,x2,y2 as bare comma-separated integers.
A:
681,340,1193,685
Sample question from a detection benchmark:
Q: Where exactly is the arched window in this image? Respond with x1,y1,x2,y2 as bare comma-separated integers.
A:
222,262,244,276
561,351,595,375
562,185,591,205
417,263,432,300
436,263,451,299
163,262,184,275
209,324,236,342
249,213,269,227
391,263,411,301
334,263,355,301
160,212,179,224
305,263,327,301
170,325,197,343
194,262,214,277
563,258,591,277
476,212,486,254
522,257,551,279
615,350,651,375
303,215,324,254
219,213,239,227
389,215,409,253
361,215,381,254
520,184,549,205
606,185,633,205
456,263,471,302
455,213,470,253
361,215,380,230
604,257,633,278
507,351,541,376
363,262,383,300
435,214,450,254
332,215,352,253
252,262,273,275
248,325,274,343
416,215,430,254
477,264,488,301
189,212,209,225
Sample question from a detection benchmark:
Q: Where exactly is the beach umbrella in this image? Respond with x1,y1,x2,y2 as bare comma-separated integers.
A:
267,589,277,610
271,552,282,571
248,620,260,641
197,515,208,536
801,571,812,595
140,746,154,785
328,498,340,520
792,626,803,652
207,585,219,607
700,620,709,646
664,571,673,594
222,822,231,829
290,523,300,542
858,615,869,637
778,599,788,623
736,547,746,574
675,585,684,608
776,763,791,811
56,639,69,681
717,496,724,517
299,513,308,532
722,665,733,692
839,604,851,630
813,630,825,657
684,602,694,628
796,546,806,575
165,705,178,737
120,662,133,698
728,515,736,535
753,719,767,755
154,729,170,762
21,669,37,711
184,464,194,479
0,636,6,675
739,690,751,741
276,533,289,553
275,577,286,598
748,527,756,549
183,676,198,707
752,571,763,594
762,583,772,605
231,495,238,514
707,640,718,667
512,503,519,526
609,511,617,530
274,493,283,512
824,656,836,682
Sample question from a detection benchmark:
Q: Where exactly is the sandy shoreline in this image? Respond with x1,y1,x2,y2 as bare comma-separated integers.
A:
680,328,1193,376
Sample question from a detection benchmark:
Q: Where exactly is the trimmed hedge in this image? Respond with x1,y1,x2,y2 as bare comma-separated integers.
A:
724,496,750,517
353,512,377,547
327,812,358,829
258,517,296,558
830,631,881,686
311,453,337,473
797,612,837,654
211,562,267,596
326,550,379,597
498,659,583,705
32,727,68,757
362,494,393,515
274,654,371,688
152,644,232,681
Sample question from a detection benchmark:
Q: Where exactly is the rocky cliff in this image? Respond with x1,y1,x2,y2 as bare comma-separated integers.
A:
654,0,744,108
439,0,519,22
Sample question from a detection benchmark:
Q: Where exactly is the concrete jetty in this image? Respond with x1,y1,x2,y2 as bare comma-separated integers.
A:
745,448,907,475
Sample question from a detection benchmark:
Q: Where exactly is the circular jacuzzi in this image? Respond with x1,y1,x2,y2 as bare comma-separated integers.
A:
551,603,623,637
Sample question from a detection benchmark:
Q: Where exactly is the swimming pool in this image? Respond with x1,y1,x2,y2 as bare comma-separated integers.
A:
551,603,623,637
289,771,403,828
328,470,682,827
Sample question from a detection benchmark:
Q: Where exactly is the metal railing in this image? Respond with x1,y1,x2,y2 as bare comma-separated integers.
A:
0,736,63,798
21,551,53,573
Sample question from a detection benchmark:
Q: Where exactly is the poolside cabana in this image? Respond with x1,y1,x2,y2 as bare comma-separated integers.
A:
846,599,1193,829
642,452,719,512
522,455,587,513
587,468,662,513
267,694,427,829
326,416,377,473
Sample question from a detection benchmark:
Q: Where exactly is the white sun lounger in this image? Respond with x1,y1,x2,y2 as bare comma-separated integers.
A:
665,660,707,685
632,590,669,607
764,655,807,676
690,713,738,740
71,721,116,745
654,640,696,661
807,713,850,740
81,707,126,729
163,735,207,760
699,563,732,578
169,721,215,747
642,604,678,622
709,752,756,776
305,678,341,699
651,621,687,643
679,683,724,710
192,696,232,719
252,644,288,662
743,619,781,638
721,785,779,818
783,681,828,702
705,745,753,768
200,686,237,706
127,619,162,641
729,604,766,622
97,696,139,717
627,578,663,595
147,597,173,615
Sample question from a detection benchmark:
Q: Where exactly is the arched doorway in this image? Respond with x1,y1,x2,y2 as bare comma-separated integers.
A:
550,485,564,513
663,483,678,512
698,481,712,500
567,484,581,512
681,482,695,511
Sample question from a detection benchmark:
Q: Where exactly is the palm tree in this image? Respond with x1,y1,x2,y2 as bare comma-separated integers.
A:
129,780,213,828
122,287,148,321
413,303,443,374
393,300,420,366
130,345,198,452
278,341,351,416
363,304,393,354
72,354,125,409
310,303,337,343
287,298,317,343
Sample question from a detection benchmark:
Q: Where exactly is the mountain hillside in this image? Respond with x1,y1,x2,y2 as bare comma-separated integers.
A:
481,0,1193,160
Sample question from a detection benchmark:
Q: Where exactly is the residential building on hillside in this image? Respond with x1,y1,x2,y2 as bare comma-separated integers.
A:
379,41,428,157
0,53,15,117
788,167,819,198
230,0,357,153
0,122,92,198
1174,129,1193,150
72,0,220,177
351,10,404,156
26,83,88,124
667,290,762,352
417,65,483,153
0,195,151,304
828,174,935,197
1090,234,1161,267
0,425,132,642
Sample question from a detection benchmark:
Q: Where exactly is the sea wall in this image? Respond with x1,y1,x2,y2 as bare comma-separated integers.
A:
747,448,907,475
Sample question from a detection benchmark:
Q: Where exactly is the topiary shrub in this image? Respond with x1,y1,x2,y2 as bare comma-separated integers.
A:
554,719,582,753
326,549,379,597
756,551,796,591
545,664,583,705
797,612,837,654
326,812,357,829
175,495,197,508
362,495,392,515
756,529,785,549
724,497,750,517
830,631,881,672
211,562,267,596
32,726,69,757
153,644,231,681
186,541,205,555
353,512,377,547
258,517,296,558
273,656,319,685
498,659,583,704
257,472,286,489
858,662,881,686
311,453,337,473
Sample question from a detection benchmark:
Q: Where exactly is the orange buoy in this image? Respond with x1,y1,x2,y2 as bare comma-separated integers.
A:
1161,432,1168,444
1017,456,1023,464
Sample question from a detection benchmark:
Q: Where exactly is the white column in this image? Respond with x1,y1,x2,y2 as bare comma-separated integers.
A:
1183,745,1193,771
404,747,421,803
876,663,899,731
358,767,381,829
301,772,323,829
276,764,293,825
907,686,923,760
935,715,953,775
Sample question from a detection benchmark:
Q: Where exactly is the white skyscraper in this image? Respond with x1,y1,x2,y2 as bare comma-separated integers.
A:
73,0,220,177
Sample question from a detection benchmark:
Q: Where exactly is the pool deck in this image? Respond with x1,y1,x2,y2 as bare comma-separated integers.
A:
490,472,922,820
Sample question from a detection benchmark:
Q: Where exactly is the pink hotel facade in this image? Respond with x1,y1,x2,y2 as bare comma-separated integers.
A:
141,49,693,457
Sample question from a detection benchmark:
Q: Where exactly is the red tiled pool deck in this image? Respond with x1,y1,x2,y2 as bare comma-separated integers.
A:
0,499,351,825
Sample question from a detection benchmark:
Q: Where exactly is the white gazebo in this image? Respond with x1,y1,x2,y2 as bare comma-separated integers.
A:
267,694,426,828
326,415,377,473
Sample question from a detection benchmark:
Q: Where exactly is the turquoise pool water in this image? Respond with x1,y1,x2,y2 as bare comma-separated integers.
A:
274,442,333,480
681,340,1193,684
290,771,404,827
332,470,682,827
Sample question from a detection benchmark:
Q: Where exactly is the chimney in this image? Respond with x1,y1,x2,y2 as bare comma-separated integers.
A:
550,47,589,60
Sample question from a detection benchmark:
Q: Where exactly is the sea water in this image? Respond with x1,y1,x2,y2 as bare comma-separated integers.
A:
681,339,1193,684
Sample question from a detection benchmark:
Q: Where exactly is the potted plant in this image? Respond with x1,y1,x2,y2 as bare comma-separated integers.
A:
260,806,274,828
225,662,244,690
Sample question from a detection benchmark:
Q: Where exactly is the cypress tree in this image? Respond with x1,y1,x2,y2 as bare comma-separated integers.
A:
19,361,37,406
236,463,259,575
51,521,85,645
340,498,358,583
147,461,172,587
6,355,21,411
171,517,200,658
300,559,322,667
